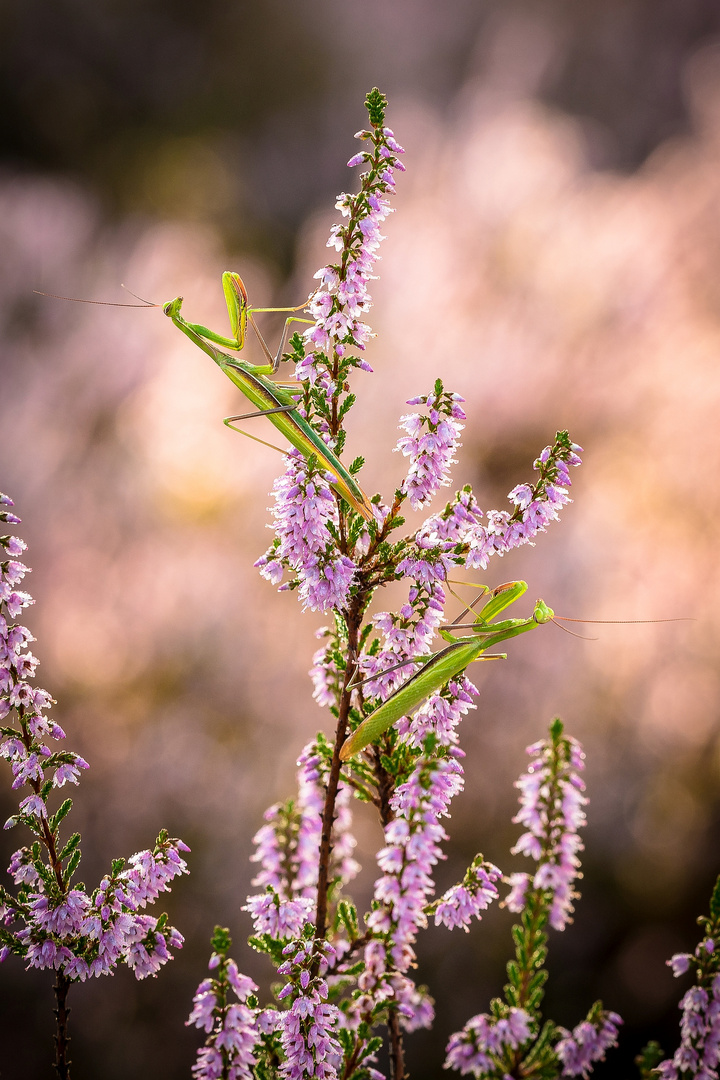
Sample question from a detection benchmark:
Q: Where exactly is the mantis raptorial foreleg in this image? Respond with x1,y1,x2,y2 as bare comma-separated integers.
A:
175,272,314,373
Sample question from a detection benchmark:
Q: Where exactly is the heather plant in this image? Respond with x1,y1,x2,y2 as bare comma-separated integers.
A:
650,877,720,1079
1,87,707,1080
0,494,189,1079
173,89,607,1080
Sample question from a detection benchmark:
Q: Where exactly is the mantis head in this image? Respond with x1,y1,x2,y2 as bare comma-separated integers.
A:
163,296,184,318
534,599,555,624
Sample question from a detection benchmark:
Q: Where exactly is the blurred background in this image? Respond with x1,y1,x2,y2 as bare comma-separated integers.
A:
3,0,720,1075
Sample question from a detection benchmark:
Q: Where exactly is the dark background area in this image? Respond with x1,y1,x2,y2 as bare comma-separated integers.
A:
3,1,720,1076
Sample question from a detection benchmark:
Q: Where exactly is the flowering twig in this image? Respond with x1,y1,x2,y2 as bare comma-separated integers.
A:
0,494,189,1076
445,720,621,1080
653,875,720,1079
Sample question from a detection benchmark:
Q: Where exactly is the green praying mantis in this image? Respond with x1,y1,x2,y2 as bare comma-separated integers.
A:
340,580,553,761
38,272,375,522
162,272,376,522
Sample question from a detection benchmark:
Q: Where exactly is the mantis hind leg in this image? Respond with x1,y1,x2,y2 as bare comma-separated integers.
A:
222,414,290,456
248,311,314,372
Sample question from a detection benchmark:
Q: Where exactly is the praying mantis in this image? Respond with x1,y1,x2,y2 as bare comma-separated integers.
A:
163,272,375,522
38,272,375,520
339,581,553,761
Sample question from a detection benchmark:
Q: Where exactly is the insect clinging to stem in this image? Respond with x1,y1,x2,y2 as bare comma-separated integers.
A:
36,272,376,523
339,580,691,762
162,271,375,522
340,580,553,761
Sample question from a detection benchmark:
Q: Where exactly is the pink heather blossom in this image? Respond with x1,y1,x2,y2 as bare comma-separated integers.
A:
0,500,77,833
259,117,403,610
247,742,357,923
395,387,466,509
656,937,720,1079
276,936,342,1080
505,726,587,931
188,942,260,1080
8,846,39,885
8,829,187,980
243,890,314,940
555,1010,623,1077
433,858,502,932
249,801,290,895
359,756,464,1030
370,755,464,956
295,119,403,397
53,758,89,786
668,952,693,977
255,451,356,613
445,1007,533,1074
309,626,343,707
412,433,583,578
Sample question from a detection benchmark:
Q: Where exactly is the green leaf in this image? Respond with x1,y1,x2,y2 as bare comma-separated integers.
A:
337,899,359,939
49,799,73,833
210,926,232,954
248,934,286,964
635,1040,665,1078
64,846,82,881
338,395,357,422
338,1027,354,1054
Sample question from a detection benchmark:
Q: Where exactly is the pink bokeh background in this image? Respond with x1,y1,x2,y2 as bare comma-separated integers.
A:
3,9,720,1077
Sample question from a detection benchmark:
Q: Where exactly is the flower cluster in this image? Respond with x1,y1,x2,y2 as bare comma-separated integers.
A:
403,431,583,585
355,755,467,1030
296,87,405,402
445,724,617,1080
0,496,188,985
9,832,188,980
256,89,405,609
187,927,260,1080
245,741,357,940
504,719,586,931
555,1007,623,1078
395,381,466,509
255,451,357,613
445,1007,534,1075
276,932,342,1080
432,854,502,933
656,896,720,1080
0,495,86,823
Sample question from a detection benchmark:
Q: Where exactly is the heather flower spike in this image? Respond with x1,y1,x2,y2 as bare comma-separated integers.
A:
445,721,619,1080
187,926,260,1080
505,716,587,931
395,380,466,509
651,874,720,1079
0,495,188,1074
